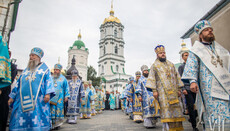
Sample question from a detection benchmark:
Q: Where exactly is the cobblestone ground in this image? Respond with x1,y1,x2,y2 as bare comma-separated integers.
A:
60,110,202,131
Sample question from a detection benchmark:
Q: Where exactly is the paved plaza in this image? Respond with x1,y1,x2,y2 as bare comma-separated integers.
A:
60,110,202,131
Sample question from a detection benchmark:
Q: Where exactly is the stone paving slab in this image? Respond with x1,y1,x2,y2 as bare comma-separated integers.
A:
60,110,202,131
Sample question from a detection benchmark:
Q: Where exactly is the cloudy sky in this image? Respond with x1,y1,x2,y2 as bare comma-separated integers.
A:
9,0,220,76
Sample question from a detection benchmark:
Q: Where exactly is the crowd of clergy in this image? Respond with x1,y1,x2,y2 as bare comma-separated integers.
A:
0,20,229,131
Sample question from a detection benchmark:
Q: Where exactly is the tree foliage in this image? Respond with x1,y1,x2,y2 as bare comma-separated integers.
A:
87,65,101,87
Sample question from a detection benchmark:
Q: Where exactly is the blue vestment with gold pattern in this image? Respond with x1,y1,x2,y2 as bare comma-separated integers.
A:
50,74,69,126
127,80,143,116
182,42,230,130
67,79,84,116
137,76,159,118
80,87,93,115
9,63,55,131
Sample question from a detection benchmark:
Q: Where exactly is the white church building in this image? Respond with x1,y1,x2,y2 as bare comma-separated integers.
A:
67,32,89,81
98,4,131,92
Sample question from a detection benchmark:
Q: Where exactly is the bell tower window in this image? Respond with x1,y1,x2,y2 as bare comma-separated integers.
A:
115,45,118,54
104,46,106,55
116,65,119,72
114,29,117,37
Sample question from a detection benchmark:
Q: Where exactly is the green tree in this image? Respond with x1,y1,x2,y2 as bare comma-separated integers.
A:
87,65,101,87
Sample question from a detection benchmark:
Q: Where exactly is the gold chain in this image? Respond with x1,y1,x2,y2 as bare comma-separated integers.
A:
204,43,223,67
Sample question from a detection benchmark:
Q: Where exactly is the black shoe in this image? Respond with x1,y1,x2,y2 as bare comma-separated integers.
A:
135,120,142,123
193,128,199,131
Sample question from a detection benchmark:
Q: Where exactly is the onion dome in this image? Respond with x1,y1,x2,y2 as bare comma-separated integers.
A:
180,40,189,53
103,1,121,24
71,31,85,49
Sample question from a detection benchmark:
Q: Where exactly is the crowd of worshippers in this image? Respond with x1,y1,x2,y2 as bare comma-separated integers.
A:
0,47,122,130
118,20,230,131
0,20,229,131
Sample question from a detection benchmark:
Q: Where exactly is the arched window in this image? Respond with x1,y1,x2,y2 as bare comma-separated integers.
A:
114,29,117,37
115,45,118,54
116,65,119,72
104,46,106,55
80,56,84,64
102,65,104,73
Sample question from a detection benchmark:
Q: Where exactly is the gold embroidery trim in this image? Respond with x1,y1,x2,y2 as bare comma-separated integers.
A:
161,117,186,123
168,99,179,105
133,112,143,115
169,127,184,131
150,99,160,117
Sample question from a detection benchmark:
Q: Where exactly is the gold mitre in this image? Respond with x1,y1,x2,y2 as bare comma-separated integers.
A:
155,45,165,54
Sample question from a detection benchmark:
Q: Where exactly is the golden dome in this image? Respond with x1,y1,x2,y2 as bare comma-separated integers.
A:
103,15,121,24
180,40,189,52
181,40,186,46
110,10,114,14
181,47,189,51
103,0,121,24
181,42,186,46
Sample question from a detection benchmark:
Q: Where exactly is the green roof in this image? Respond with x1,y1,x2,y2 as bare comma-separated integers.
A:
101,77,107,82
72,40,85,49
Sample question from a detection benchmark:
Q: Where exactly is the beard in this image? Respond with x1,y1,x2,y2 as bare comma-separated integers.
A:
159,57,166,62
27,59,40,72
143,73,149,78
53,73,60,78
202,33,215,42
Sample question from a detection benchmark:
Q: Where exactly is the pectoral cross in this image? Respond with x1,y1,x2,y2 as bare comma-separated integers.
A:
26,76,30,81
217,56,223,67
31,75,36,81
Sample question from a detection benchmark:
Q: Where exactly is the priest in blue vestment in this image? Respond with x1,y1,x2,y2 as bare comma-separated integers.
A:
80,81,94,119
8,47,55,131
137,65,159,128
109,90,116,110
50,63,70,129
89,80,97,116
126,71,143,123
66,70,84,124
126,77,134,120
182,20,230,131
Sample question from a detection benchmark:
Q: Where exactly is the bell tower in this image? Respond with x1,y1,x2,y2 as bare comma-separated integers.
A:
98,1,130,92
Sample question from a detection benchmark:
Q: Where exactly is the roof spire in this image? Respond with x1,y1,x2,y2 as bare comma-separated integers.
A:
78,29,81,40
181,39,186,47
110,0,114,16
58,57,60,64
71,55,76,66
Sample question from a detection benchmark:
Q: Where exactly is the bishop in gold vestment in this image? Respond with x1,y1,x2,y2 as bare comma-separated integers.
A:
146,45,185,131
